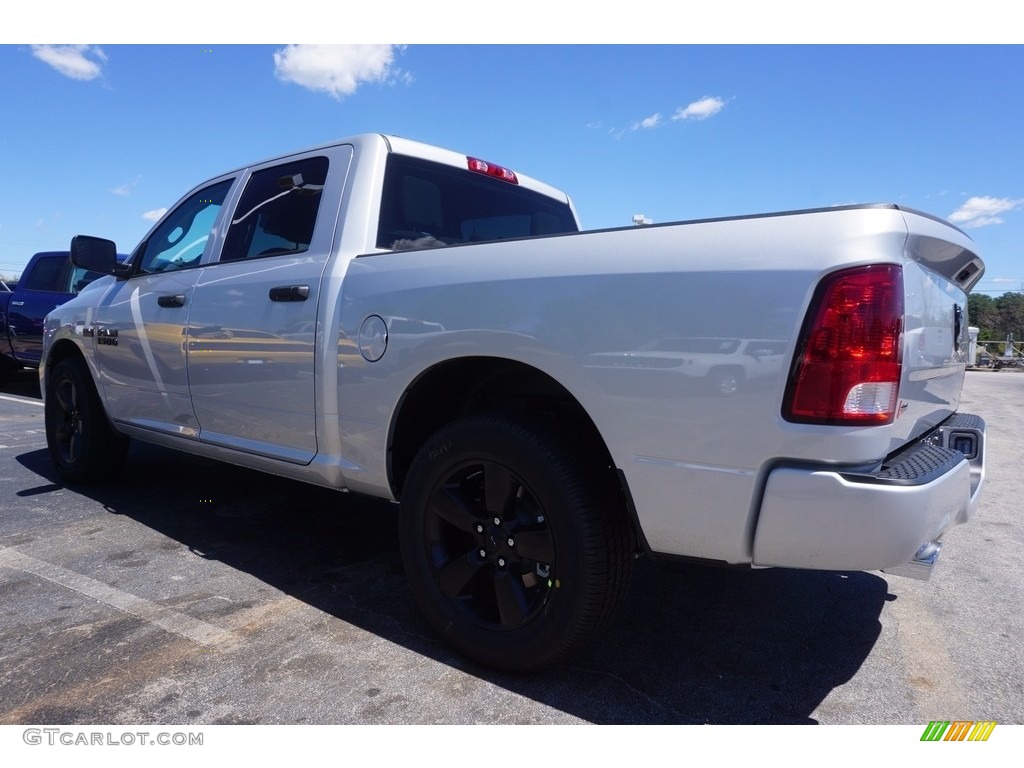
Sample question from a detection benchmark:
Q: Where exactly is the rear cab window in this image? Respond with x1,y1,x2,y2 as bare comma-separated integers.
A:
20,255,71,292
376,154,578,251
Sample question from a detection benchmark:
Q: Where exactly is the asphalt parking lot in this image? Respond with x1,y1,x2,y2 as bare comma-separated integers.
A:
0,369,1021,725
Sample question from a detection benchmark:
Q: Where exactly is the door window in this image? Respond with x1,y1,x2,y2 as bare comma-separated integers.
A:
136,179,234,274
220,156,329,263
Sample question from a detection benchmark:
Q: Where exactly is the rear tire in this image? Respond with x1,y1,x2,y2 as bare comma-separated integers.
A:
45,358,128,483
399,412,634,671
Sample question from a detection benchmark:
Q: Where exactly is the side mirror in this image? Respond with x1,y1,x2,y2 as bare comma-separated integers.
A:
70,235,124,277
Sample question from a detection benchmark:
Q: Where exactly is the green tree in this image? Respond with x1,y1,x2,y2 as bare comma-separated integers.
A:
994,292,1024,345
968,293,999,340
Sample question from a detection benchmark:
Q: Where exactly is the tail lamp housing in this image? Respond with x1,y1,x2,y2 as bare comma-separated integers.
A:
783,264,904,425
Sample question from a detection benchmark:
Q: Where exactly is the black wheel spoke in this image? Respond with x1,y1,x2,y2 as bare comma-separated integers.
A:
430,485,479,532
55,423,74,458
55,380,76,414
437,550,484,598
482,461,517,516
512,529,555,564
420,458,554,631
53,393,80,461
494,572,529,628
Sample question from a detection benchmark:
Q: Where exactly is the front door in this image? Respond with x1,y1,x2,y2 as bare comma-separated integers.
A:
92,178,235,436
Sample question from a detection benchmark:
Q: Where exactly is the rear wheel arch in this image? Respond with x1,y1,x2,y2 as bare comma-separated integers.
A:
389,358,642,669
389,357,617,497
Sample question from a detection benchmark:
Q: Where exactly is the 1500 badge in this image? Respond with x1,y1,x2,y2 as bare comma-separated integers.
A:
97,327,118,346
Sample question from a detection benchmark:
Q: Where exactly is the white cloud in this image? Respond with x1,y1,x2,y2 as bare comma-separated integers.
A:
32,45,107,81
636,113,662,130
110,177,141,196
609,113,663,139
949,196,1024,228
143,208,167,222
672,96,726,121
606,96,725,140
273,44,407,100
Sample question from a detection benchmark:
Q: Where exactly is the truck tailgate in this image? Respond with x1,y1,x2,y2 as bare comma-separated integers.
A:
890,208,984,453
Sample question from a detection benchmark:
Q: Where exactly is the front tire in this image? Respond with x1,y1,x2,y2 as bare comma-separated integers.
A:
44,358,128,483
399,412,634,671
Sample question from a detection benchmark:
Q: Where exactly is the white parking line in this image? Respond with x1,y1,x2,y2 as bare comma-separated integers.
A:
0,394,43,407
0,547,238,648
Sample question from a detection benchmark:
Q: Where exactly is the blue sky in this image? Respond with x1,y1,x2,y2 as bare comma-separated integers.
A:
1,40,1021,296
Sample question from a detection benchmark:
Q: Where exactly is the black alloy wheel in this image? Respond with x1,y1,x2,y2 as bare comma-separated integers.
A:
400,412,634,671
44,358,128,483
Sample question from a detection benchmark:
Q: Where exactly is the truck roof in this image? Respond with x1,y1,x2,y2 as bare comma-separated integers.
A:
221,133,574,209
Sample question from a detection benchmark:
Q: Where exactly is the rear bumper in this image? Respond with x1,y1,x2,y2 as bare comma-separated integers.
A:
752,413,985,578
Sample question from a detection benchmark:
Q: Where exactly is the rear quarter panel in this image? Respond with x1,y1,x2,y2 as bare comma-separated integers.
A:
334,206,944,561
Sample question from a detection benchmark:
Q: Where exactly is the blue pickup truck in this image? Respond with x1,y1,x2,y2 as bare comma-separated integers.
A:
1,250,124,387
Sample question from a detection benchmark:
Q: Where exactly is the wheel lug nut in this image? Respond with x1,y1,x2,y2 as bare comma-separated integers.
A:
478,549,487,559
497,558,506,568
493,517,501,526
507,537,515,547
475,524,484,534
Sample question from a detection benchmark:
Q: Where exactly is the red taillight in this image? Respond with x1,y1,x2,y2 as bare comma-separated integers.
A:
467,157,519,185
784,264,904,425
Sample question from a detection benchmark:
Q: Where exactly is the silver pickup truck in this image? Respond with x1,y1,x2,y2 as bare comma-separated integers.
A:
42,133,987,671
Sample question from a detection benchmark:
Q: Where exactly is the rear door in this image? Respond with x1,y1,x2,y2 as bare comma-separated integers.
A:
186,145,352,464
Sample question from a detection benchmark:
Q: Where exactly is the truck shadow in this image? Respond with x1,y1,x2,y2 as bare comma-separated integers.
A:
1,369,42,398
15,442,887,725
